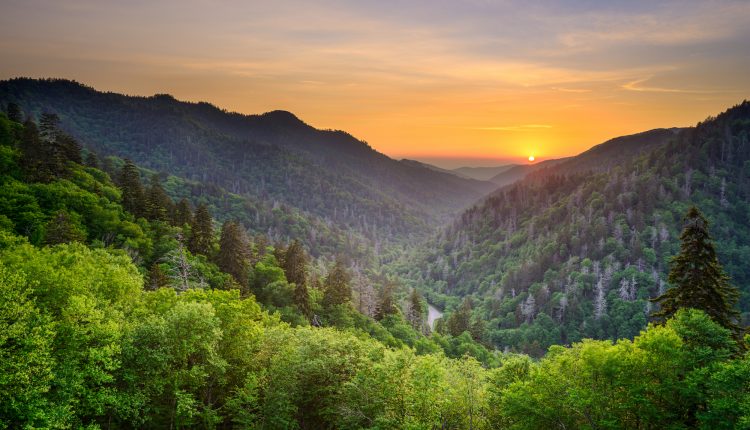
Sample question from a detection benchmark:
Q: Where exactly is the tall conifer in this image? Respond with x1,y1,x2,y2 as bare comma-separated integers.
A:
651,206,741,337
189,203,214,256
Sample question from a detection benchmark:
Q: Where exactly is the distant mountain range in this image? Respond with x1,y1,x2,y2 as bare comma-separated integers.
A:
452,165,515,181
0,78,496,257
401,102,750,355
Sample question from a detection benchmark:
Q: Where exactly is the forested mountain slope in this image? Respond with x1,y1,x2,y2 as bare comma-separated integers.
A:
0,78,495,247
402,101,750,355
2,105,749,429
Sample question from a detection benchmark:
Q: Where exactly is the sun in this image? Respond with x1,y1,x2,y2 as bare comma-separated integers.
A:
528,155,535,162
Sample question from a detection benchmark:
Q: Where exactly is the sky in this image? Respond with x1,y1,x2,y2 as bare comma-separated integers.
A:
1,1,749,168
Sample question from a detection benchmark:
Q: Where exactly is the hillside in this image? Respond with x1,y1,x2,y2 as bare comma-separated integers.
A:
0,78,495,251
400,102,750,355
453,165,515,181
487,158,567,187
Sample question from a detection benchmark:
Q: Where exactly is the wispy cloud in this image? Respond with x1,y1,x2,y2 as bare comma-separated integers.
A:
622,77,728,94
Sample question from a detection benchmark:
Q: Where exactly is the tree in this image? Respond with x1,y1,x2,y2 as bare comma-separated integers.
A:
5,102,23,123
57,133,82,165
167,232,193,291
172,198,193,227
144,173,171,221
0,267,55,427
84,151,99,169
374,280,399,321
447,297,472,337
406,289,424,331
282,240,307,287
189,203,213,256
282,240,312,318
147,263,169,291
294,280,312,320
37,113,67,178
118,159,145,218
19,119,50,182
651,206,741,337
43,210,86,245
216,221,250,288
323,260,352,308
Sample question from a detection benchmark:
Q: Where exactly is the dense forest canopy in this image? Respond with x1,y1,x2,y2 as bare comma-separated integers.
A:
398,101,750,356
0,84,749,429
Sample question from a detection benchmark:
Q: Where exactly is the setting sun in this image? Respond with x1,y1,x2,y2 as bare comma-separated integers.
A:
528,155,535,162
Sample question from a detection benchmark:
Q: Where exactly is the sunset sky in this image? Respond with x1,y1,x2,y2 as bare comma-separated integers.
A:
2,0,749,168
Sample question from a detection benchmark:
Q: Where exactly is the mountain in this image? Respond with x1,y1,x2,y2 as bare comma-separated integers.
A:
487,158,566,187
453,165,515,181
0,78,495,253
400,159,473,179
402,101,750,356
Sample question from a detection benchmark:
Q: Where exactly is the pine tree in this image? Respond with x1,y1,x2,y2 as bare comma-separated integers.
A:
43,210,86,245
5,102,23,123
281,240,312,318
144,173,171,221
651,206,741,336
447,297,472,336
294,281,312,320
282,240,308,287
172,198,193,227
189,203,214,256
118,159,145,218
19,120,47,182
84,151,99,169
322,260,352,308
406,288,424,330
374,280,398,321
58,133,82,165
216,221,250,289
38,113,66,178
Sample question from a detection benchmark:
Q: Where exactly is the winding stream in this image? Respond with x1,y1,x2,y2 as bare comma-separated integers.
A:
427,303,443,329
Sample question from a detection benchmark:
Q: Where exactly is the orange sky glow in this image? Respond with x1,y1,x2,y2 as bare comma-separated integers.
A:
1,0,749,168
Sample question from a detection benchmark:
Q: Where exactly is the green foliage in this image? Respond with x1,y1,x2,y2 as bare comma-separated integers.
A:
323,259,352,308
402,102,750,355
652,206,742,338
216,220,250,288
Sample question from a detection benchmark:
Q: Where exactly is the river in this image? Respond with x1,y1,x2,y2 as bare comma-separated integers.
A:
427,303,443,329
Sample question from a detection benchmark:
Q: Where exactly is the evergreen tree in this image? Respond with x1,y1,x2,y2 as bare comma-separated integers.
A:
323,260,352,308
43,210,86,245
58,133,82,165
447,297,473,337
37,113,66,178
651,207,741,337
282,240,312,318
374,280,398,321
118,159,145,218
294,281,312,320
282,240,308,287
172,198,193,227
84,151,99,169
38,113,60,143
189,203,214,256
5,102,23,122
19,119,47,182
144,173,171,221
407,288,424,330
216,221,250,289
470,317,486,343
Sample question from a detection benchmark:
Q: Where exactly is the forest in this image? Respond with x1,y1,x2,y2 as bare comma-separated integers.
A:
0,85,749,429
